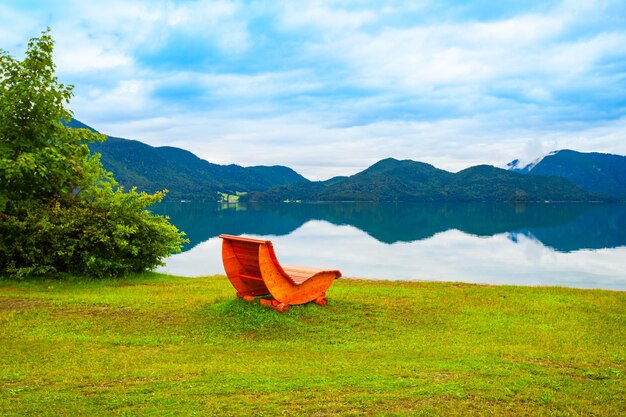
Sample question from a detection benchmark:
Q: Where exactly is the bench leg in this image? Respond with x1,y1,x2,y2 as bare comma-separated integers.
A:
314,295,328,306
259,298,290,313
273,302,290,313
245,295,325,310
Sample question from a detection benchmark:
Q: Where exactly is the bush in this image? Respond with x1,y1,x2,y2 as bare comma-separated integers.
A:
1,189,184,279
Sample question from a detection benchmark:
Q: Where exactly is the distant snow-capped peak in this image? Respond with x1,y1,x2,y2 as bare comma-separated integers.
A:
507,151,558,173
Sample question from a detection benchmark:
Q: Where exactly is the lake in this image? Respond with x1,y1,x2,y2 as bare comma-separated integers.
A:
153,202,626,290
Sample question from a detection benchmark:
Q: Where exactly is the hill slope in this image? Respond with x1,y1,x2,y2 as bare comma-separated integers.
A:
508,149,626,198
71,120,309,201
245,158,607,202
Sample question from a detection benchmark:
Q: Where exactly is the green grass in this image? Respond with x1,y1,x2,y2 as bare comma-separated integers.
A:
219,192,244,203
1,274,624,416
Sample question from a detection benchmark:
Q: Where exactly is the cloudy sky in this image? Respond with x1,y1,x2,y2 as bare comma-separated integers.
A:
2,0,625,179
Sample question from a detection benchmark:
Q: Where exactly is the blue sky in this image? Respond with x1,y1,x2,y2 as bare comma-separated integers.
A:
2,0,625,179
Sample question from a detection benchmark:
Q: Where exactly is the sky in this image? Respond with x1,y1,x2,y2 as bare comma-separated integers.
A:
1,0,625,180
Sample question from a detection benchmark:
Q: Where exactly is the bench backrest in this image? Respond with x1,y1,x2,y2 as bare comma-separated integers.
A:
219,234,285,279
225,237,264,278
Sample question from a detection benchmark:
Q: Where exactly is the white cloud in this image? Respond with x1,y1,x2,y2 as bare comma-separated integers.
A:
279,1,378,33
72,79,157,123
196,70,325,98
0,5,40,50
55,37,133,73
317,12,616,93
3,0,626,179
164,0,249,53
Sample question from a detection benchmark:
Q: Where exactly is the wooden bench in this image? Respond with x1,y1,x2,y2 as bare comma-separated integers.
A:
219,234,341,311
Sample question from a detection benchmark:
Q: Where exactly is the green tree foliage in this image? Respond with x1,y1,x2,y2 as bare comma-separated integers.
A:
0,29,187,279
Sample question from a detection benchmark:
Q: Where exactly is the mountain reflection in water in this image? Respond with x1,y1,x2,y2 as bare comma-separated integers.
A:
153,202,626,289
154,202,626,252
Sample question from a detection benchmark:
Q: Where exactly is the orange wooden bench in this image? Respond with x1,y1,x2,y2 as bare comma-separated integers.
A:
219,234,342,312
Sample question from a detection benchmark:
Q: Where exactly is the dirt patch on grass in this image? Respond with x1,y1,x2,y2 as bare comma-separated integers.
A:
81,306,134,318
0,297,46,311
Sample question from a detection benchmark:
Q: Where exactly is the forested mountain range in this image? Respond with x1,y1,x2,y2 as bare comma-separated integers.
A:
244,158,611,203
70,120,623,202
68,120,308,201
508,149,626,198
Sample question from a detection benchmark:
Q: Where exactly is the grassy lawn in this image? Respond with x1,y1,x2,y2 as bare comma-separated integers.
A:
0,274,624,416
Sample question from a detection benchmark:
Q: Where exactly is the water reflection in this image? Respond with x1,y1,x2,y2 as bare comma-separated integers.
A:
153,202,626,252
153,202,626,289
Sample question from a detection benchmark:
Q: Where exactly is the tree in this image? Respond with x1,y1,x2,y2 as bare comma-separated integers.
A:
0,29,187,278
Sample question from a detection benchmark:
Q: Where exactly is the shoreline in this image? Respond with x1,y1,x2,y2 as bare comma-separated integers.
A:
151,271,626,292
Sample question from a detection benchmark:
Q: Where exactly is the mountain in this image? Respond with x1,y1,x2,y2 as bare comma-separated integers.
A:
65,118,99,132
244,158,610,203
70,120,309,201
508,150,626,198
69,120,622,203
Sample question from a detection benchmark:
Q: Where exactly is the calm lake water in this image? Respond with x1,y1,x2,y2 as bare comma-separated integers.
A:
153,202,626,290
